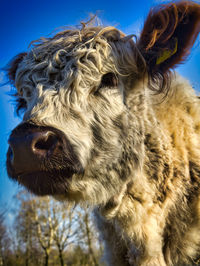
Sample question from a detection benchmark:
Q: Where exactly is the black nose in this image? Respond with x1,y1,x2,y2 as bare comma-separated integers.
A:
7,125,62,175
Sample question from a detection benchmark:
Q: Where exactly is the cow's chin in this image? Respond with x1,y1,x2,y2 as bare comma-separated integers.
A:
12,169,75,196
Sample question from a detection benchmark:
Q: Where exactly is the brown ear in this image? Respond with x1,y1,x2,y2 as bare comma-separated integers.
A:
138,1,200,74
7,52,27,84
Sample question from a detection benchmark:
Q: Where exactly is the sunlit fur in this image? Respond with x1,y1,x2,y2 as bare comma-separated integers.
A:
7,2,200,265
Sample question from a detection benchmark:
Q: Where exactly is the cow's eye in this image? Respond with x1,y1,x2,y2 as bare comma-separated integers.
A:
19,87,32,99
14,94,27,116
100,73,118,88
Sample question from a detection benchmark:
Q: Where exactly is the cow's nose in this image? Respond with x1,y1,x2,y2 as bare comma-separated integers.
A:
8,131,60,174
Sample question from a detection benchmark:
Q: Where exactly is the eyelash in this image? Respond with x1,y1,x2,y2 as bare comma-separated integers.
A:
99,72,118,89
19,87,32,99
14,93,27,115
14,86,34,114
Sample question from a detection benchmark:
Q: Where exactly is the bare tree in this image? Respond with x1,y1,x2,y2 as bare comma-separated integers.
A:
14,191,43,266
0,210,10,266
52,202,78,266
77,208,102,266
31,197,55,266
12,191,104,265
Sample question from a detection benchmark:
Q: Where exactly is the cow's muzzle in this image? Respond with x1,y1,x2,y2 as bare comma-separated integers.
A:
7,122,83,195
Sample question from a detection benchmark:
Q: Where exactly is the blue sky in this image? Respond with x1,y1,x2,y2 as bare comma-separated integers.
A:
0,0,200,212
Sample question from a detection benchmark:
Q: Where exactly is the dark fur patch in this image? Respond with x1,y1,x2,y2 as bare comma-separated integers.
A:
91,122,104,146
93,111,101,124
188,161,200,200
69,108,81,120
112,114,124,131
90,148,99,159
7,53,27,83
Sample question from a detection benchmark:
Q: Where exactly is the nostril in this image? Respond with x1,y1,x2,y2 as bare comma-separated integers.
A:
33,132,59,153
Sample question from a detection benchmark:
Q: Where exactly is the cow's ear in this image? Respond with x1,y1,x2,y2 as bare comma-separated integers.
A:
138,1,200,76
7,53,27,84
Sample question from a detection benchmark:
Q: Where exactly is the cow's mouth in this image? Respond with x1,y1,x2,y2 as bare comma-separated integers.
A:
7,122,83,196
15,169,74,196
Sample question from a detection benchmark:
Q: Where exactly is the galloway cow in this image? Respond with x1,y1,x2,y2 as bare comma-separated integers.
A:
6,1,200,265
